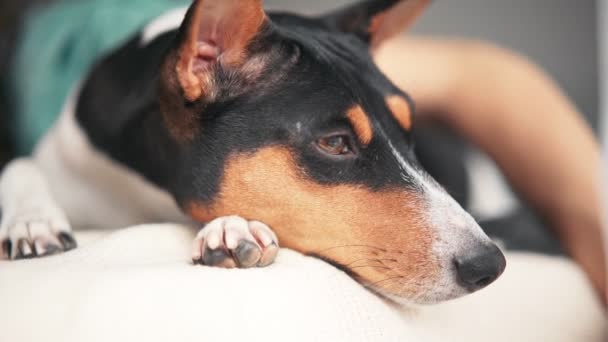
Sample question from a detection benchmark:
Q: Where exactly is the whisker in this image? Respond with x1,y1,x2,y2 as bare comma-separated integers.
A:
317,244,387,253
376,258,398,264
345,258,397,267
366,276,404,288
349,265,392,270
398,279,408,297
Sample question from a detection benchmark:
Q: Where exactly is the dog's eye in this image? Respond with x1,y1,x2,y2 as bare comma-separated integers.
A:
316,135,353,156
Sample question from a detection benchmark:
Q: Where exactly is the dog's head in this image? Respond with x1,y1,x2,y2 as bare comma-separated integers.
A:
159,0,505,304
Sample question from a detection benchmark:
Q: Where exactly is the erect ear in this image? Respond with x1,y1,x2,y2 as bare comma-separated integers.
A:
322,0,430,50
174,0,267,102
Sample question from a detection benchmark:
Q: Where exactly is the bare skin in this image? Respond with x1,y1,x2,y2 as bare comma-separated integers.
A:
375,37,607,304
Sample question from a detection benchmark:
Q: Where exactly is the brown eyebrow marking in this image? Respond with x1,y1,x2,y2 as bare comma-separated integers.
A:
386,95,412,131
346,105,373,145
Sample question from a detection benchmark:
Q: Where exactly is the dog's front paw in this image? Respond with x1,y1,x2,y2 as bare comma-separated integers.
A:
0,205,76,260
192,216,279,268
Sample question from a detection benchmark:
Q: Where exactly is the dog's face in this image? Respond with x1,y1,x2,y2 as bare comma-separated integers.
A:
159,0,505,304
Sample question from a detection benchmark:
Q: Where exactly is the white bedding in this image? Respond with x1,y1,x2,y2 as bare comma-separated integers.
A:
0,224,605,342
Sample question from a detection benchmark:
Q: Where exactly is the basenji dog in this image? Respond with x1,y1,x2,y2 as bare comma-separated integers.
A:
0,0,506,304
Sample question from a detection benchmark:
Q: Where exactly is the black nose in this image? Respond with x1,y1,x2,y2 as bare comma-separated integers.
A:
454,243,506,292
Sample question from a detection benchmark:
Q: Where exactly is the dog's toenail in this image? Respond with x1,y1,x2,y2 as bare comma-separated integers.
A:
16,239,35,259
1,240,11,259
34,240,48,256
57,232,77,251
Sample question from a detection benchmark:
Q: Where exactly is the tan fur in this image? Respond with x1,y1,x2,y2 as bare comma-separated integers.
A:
186,146,440,297
176,1,207,102
159,52,202,142
386,95,412,131
162,0,266,142
176,0,266,102
346,105,374,145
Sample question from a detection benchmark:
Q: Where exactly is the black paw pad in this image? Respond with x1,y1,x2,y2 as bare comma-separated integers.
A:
203,247,234,267
234,240,261,268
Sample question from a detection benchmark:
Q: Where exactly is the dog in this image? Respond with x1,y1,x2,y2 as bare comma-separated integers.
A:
0,0,507,305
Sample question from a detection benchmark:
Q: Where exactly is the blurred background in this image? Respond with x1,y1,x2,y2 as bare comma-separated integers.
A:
0,0,601,168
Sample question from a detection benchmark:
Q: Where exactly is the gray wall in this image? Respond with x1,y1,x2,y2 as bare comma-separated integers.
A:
265,0,599,130
601,0,608,141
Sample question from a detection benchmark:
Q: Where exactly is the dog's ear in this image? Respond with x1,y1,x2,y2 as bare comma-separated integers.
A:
322,0,430,50
172,0,267,102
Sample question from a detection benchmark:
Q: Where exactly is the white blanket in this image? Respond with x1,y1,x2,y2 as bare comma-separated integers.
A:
0,224,605,342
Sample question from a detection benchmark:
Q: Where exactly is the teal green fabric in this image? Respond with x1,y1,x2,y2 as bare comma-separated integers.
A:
12,0,188,154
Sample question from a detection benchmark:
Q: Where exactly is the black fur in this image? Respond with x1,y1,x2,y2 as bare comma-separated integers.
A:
77,32,179,190
77,10,421,208
75,3,561,255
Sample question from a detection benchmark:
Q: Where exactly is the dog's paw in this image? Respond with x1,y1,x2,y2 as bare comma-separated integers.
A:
0,204,76,260
192,216,279,268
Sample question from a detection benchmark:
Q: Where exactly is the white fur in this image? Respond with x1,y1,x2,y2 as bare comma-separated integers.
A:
140,7,188,45
32,86,188,229
386,137,492,303
0,159,72,257
193,215,278,267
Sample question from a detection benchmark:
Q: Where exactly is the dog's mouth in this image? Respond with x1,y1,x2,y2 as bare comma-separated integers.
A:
307,252,360,278
306,236,506,306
